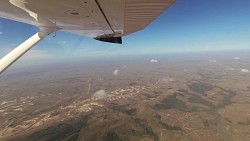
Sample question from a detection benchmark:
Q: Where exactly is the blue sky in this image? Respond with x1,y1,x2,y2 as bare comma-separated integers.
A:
1,0,250,60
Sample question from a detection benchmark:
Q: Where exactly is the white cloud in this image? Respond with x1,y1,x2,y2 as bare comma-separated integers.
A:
0,31,2,35
113,69,119,76
122,65,127,68
233,57,240,60
208,59,217,63
226,67,235,71
150,59,158,63
168,78,175,82
241,69,249,73
161,77,175,83
92,90,107,100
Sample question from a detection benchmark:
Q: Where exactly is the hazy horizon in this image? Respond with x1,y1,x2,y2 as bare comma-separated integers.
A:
1,0,250,66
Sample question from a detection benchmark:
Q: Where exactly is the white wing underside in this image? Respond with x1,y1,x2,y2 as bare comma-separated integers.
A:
0,0,175,74
0,0,175,38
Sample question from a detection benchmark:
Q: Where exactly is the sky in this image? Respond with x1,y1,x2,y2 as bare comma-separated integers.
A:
1,0,250,62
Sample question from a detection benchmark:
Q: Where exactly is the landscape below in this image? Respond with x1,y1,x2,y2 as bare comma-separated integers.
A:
1,55,250,141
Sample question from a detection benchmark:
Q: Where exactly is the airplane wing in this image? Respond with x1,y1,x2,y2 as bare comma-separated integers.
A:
0,0,175,42
0,0,175,74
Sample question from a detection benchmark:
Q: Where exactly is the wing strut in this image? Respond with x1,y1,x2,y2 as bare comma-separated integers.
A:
0,28,56,74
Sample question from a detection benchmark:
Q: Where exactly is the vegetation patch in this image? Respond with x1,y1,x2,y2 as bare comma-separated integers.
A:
188,82,214,95
103,132,123,141
159,121,182,131
216,90,235,109
65,133,79,141
203,120,217,127
154,94,188,111
109,104,137,115
143,93,159,99
26,116,89,141
109,104,129,113
128,118,159,141
188,95,214,108
129,82,137,86
124,108,137,115
238,120,250,125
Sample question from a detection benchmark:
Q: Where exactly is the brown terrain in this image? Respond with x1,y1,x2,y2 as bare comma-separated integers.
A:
0,56,250,141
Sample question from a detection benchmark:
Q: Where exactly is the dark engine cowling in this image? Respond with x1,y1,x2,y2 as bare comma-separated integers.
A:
94,36,122,44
